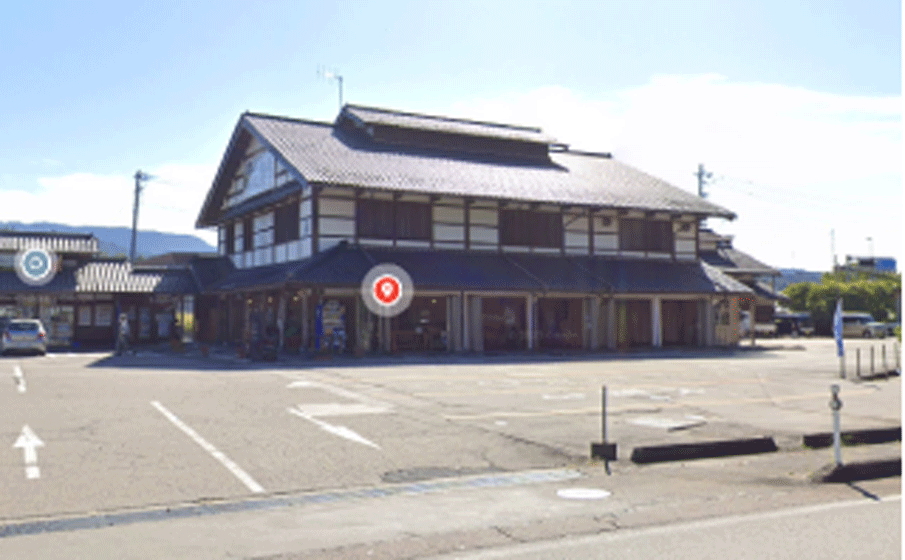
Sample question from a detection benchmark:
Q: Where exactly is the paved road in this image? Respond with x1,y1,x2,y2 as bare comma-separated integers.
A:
429,495,902,560
0,339,899,558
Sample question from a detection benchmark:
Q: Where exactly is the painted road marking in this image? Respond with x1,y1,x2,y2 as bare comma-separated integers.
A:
286,378,390,449
151,401,264,494
629,415,708,431
12,364,25,394
287,379,391,408
287,406,381,449
542,393,586,400
13,425,44,480
443,388,881,421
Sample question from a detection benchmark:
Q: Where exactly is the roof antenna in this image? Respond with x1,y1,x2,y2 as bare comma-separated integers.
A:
317,65,344,112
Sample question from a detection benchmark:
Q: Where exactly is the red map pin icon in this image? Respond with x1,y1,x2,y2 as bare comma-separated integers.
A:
373,274,402,306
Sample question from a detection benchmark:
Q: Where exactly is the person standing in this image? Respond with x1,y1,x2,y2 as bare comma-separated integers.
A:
116,313,131,355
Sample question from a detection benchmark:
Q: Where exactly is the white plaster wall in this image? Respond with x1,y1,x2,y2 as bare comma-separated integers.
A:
434,206,465,223
469,226,498,245
319,217,355,237
319,197,356,217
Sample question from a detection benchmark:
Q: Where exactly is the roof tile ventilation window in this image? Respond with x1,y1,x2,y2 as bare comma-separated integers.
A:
500,209,562,249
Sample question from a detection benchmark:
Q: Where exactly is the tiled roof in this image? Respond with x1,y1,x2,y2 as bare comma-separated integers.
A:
197,110,736,226
0,261,197,294
74,261,196,294
0,270,77,293
243,113,734,218
700,247,779,276
206,261,296,292
189,255,236,291
342,104,557,144
750,280,791,302
0,232,98,254
208,244,752,296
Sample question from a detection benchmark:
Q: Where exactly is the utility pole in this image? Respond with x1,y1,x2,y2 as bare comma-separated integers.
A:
830,229,837,271
131,170,154,265
695,163,713,198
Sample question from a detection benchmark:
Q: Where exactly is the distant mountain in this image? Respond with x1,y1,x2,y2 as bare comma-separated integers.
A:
775,268,825,292
0,222,215,259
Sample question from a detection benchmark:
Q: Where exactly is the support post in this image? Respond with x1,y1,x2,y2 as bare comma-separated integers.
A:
882,344,888,374
871,346,875,375
590,384,616,468
856,348,861,379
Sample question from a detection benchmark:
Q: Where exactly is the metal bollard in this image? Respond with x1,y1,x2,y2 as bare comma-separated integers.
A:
829,385,843,467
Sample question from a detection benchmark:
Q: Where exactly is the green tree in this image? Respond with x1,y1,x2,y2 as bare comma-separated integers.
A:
783,272,901,335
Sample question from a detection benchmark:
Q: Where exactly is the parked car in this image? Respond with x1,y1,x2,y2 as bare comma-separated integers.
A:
740,311,777,337
775,311,815,336
1,319,47,355
841,312,887,338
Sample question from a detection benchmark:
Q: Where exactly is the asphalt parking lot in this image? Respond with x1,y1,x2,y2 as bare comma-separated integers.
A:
0,338,899,524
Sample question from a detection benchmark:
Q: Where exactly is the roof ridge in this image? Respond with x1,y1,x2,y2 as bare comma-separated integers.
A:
343,104,545,134
242,111,333,128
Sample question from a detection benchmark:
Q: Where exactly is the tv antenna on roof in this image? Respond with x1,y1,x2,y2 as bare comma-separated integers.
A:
317,65,344,111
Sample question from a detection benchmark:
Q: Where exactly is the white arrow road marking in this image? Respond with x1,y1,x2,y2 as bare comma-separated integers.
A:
13,364,25,393
286,380,391,408
151,401,265,494
287,406,381,449
286,378,390,449
13,425,44,480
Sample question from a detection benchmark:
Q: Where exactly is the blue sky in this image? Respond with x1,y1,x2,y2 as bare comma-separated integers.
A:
0,0,900,272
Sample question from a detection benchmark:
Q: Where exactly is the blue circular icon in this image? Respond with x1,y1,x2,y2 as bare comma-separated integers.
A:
14,248,57,286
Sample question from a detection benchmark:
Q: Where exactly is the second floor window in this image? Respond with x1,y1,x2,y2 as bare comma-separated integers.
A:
500,209,562,248
356,198,430,241
243,217,253,251
274,202,300,244
225,222,236,255
619,218,673,252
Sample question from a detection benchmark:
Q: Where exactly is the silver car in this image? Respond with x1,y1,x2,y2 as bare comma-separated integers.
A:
841,313,887,338
1,319,47,356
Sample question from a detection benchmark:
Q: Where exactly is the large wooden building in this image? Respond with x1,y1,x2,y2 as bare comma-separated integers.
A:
195,104,753,354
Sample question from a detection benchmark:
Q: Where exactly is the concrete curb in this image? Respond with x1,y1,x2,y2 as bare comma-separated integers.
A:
629,437,778,464
803,427,901,449
810,458,902,483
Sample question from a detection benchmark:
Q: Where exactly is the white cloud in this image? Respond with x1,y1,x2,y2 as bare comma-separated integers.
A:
2,75,898,271
0,164,218,246
449,75,902,271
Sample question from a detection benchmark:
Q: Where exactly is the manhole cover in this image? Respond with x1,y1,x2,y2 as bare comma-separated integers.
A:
556,488,611,500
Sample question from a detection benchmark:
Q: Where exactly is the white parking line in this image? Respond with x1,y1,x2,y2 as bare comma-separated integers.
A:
150,401,265,494
13,364,25,394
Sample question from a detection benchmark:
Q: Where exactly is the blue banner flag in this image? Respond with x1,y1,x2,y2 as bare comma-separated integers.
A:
833,298,844,357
